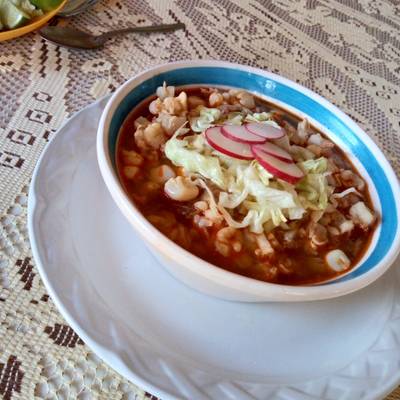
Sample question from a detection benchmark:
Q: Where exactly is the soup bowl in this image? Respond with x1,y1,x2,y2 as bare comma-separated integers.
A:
97,60,400,302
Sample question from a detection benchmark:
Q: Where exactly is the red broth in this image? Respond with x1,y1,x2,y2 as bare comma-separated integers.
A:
116,87,377,285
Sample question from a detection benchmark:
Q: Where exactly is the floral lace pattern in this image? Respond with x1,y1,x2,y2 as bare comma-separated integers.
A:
1,0,400,398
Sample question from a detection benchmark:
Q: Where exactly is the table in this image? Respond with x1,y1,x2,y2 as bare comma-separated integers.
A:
1,0,399,398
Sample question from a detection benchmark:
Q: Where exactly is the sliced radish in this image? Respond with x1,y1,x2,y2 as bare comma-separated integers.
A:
252,146,304,184
245,122,285,139
205,126,254,160
252,142,293,163
221,125,266,144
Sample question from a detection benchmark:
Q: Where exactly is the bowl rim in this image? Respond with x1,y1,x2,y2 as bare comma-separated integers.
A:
97,60,400,301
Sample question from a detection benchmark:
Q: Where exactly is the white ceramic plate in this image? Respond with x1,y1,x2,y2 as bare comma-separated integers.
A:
28,98,400,400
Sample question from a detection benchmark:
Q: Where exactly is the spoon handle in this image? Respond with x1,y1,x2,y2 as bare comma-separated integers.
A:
100,23,185,40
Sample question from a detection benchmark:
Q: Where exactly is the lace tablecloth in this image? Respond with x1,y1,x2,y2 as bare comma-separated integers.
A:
1,0,399,399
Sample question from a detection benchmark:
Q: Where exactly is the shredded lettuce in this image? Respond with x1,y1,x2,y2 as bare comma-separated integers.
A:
218,206,257,229
223,112,243,125
164,134,226,188
287,207,307,219
164,122,335,233
254,161,273,186
213,153,249,168
244,112,274,123
331,187,361,198
189,106,221,132
164,132,308,232
296,157,332,210
299,157,328,174
219,190,248,209
290,145,316,161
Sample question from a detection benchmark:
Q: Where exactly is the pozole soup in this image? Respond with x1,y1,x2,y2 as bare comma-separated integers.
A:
116,84,377,285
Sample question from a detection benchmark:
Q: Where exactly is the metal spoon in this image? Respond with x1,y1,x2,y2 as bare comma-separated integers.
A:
39,23,185,49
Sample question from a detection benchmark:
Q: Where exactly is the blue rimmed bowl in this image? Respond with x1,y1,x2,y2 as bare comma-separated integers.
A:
97,60,400,302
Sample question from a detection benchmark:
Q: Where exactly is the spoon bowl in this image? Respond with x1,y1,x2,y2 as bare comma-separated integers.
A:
39,23,185,49
40,26,103,49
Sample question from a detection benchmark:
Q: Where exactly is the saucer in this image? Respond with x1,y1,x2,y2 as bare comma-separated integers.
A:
28,97,400,400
